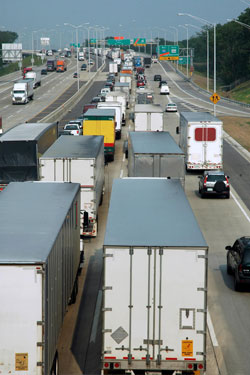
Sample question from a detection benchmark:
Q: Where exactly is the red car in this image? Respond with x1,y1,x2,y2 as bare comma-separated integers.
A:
137,80,145,87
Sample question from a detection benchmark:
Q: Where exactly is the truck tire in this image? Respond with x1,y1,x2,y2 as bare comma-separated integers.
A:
227,262,233,275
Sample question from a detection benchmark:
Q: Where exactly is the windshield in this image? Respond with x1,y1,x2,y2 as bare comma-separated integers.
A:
207,175,225,181
65,125,78,130
13,90,25,94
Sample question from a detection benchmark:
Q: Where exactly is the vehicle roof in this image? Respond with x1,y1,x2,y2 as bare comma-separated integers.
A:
129,131,184,155
104,178,208,248
135,104,163,113
114,82,130,87
84,108,116,117
41,135,103,159
0,123,57,141
180,111,222,123
0,182,79,264
204,170,225,176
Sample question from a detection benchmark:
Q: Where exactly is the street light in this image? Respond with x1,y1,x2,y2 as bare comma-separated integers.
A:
169,26,179,45
31,29,44,67
64,23,85,91
185,23,210,91
178,13,217,116
227,18,250,30
179,25,189,78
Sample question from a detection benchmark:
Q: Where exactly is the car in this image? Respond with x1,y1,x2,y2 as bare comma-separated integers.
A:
105,81,114,90
226,237,250,291
81,64,87,71
159,80,167,88
137,80,146,87
91,96,101,103
67,119,83,128
63,123,82,136
41,69,47,75
73,72,79,78
198,171,230,198
88,59,94,65
154,74,161,81
166,103,177,112
160,84,170,95
101,87,111,95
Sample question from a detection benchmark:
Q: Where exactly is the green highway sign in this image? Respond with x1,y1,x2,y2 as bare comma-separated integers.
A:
134,38,146,46
157,45,179,60
70,43,80,47
107,39,130,46
178,56,191,65
90,39,96,44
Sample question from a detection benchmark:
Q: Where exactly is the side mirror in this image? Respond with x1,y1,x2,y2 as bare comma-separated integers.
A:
227,176,230,179
176,126,180,135
225,245,232,251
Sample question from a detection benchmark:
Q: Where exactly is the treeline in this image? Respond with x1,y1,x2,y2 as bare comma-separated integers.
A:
186,8,250,86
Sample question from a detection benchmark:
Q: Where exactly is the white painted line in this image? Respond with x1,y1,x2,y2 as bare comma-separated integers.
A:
120,169,124,178
207,310,218,347
2,105,8,109
8,114,14,118
231,191,250,223
90,290,102,343
123,153,125,162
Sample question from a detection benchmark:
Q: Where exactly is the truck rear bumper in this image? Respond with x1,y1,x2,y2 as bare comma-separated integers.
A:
187,162,222,170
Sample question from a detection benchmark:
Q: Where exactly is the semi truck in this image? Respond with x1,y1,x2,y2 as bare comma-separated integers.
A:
177,112,223,170
0,181,81,375
12,79,34,104
47,59,56,71
102,178,208,375
109,61,118,75
106,92,127,126
97,101,123,139
144,56,152,68
134,104,163,131
40,135,105,237
25,70,42,88
83,109,116,161
128,131,185,186
0,122,58,189
56,59,67,72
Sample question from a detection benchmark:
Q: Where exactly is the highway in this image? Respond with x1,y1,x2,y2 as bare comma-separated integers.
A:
1,55,250,375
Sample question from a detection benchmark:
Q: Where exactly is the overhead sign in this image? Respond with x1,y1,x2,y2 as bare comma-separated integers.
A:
70,43,80,47
107,39,130,46
134,38,146,46
158,45,179,60
210,93,221,104
90,39,96,44
40,37,50,46
178,56,191,65
2,43,22,62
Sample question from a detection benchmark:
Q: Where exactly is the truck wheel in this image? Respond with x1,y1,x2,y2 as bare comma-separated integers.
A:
227,263,233,275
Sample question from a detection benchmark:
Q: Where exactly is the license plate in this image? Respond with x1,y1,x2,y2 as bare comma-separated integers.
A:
207,188,213,191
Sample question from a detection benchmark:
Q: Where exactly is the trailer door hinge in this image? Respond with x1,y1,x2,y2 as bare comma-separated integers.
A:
196,330,206,335
198,255,208,259
102,307,112,312
37,342,45,347
37,362,44,367
197,287,207,292
103,253,113,258
37,321,45,326
103,286,112,291
102,329,112,333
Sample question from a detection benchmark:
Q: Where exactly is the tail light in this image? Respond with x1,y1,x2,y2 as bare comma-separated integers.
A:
203,176,208,186
104,362,110,369
187,364,193,369
198,364,204,369
77,131,79,134
225,176,229,187
239,264,243,272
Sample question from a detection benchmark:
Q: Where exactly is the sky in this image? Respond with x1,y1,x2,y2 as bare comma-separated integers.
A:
1,0,248,49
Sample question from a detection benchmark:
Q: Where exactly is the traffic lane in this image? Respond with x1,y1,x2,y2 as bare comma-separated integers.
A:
160,61,250,117
186,174,250,375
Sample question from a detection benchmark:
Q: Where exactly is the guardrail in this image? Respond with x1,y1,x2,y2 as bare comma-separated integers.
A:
39,62,106,123
173,65,250,109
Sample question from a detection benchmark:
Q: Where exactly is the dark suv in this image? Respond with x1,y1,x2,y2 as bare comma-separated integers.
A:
154,74,161,81
226,237,250,291
198,171,230,198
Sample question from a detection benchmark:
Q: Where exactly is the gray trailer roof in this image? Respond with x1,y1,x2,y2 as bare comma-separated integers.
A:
115,82,129,87
180,111,222,123
41,135,104,159
129,132,184,155
84,109,116,117
0,182,79,264
104,179,207,248
0,123,57,141
135,104,163,113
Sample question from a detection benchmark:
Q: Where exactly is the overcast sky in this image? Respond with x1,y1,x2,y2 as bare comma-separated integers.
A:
1,0,248,48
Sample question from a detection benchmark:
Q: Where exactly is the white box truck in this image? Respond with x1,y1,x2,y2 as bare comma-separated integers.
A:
12,79,34,104
40,135,105,237
25,70,42,88
0,181,81,375
106,91,127,125
134,104,163,131
102,178,208,375
109,61,118,75
177,112,223,170
119,73,132,91
98,101,123,139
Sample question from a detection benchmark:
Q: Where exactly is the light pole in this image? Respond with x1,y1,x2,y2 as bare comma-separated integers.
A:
178,13,217,116
179,25,189,78
64,23,86,91
185,23,210,92
169,26,179,45
227,18,250,30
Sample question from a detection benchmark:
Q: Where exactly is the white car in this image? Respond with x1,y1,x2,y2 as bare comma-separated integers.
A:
101,87,111,96
166,103,177,112
160,84,170,95
63,122,82,136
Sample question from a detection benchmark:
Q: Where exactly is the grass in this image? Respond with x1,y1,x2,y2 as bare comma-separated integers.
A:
0,56,43,77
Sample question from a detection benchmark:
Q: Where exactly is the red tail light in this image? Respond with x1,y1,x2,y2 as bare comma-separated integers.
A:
225,176,229,187
239,264,243,272
77,131,79,134
187,364,193,369
198,364,204,369
204,176,208,186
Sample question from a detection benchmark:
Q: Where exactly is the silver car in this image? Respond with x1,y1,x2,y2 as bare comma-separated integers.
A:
198,171,230,198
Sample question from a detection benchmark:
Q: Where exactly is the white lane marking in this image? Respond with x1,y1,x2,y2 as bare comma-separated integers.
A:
90,290,102,343
231,191,250,223
123,153,125,162
159,62,250,117
7,114,14,118
2,105,8,109
120,169,124,178
207,310,218,347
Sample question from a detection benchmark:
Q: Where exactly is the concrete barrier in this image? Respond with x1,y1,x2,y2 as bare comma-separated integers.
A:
39,63,105,123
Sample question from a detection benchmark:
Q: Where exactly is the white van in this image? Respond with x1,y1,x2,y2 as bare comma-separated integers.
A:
160,84,170,95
